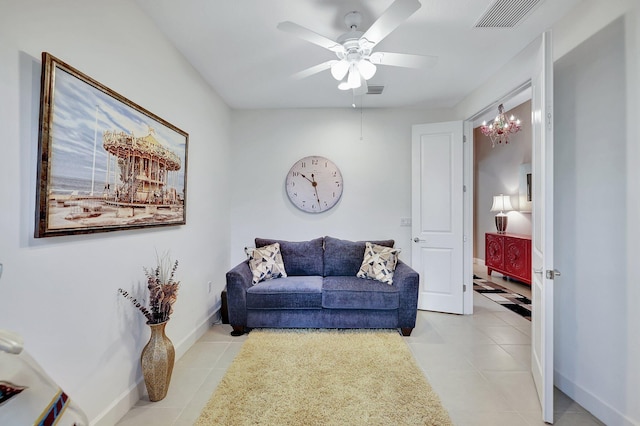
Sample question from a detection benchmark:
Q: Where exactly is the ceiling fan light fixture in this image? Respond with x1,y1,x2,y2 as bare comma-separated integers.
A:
277,0,435,99
337,77,351,90
358,59,377,80
331,60,350,80
347,64,361,88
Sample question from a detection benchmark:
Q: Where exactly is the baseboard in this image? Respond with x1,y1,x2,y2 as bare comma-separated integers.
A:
555,371,638,426
91,307,220,426
474,257,485,266
91,380,146,426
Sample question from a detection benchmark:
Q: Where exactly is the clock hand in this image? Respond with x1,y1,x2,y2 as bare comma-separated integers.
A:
313,185,321,206
299,173,314,184
311,174,321,206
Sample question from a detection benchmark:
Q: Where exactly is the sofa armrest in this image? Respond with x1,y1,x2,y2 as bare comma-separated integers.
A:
393,261,420,329
226,260,253,327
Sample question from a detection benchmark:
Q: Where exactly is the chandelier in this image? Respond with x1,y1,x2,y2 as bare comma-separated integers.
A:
480,104,522,147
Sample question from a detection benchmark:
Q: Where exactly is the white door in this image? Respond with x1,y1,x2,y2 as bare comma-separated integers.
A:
411,121,464,314
531,31,556,424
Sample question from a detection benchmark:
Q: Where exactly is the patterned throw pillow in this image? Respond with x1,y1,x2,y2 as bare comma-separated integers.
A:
248,243,287,285
356,242,400,285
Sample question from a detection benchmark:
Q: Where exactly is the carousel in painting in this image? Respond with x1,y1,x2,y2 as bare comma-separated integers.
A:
46,127,185,233
102,128,182,206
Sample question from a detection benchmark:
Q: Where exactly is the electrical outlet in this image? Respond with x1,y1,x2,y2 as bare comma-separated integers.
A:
400,218,412,227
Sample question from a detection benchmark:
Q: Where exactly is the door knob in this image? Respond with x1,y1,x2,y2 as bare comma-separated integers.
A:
413,237,425,243
533,268,561,279
547,269,561,279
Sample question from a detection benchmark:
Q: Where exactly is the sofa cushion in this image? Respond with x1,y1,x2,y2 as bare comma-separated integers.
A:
357,242,401,285
247,243,288,284
255,238,324,276
323,236,395,277
322,276,399,310
246,276,323,309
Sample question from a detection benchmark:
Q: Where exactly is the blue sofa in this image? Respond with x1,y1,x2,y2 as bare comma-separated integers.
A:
225,236,419,336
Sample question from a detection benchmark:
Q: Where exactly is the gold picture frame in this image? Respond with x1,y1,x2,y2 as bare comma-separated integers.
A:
35,52,188,237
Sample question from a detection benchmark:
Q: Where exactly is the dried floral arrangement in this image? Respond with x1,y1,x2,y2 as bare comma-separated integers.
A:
119,252,180,324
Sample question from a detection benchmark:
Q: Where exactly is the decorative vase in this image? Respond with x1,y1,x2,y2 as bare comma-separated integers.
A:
140,321,175,402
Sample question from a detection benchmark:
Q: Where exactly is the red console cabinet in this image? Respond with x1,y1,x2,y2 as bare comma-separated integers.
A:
485,232,531,285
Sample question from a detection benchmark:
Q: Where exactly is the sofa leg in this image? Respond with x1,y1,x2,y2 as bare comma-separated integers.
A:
400,327,413,337
230,325,245,337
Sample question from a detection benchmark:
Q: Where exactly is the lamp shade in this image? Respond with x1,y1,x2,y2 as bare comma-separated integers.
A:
490,194,513,213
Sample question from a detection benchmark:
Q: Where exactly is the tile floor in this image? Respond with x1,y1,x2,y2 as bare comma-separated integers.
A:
117,268,603,426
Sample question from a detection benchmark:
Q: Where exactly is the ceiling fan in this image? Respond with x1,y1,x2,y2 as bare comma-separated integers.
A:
277,0,437,94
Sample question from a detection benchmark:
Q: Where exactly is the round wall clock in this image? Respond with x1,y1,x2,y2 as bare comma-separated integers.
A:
285,155,343,213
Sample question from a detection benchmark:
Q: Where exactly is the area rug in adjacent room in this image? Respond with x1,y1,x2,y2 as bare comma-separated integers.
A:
473,276,532,321
195,329,452,426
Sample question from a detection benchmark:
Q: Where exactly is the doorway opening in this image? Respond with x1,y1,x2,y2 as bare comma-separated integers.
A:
471,92,533,313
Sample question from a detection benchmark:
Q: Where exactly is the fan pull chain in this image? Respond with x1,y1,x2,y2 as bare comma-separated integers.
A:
360,96,364,141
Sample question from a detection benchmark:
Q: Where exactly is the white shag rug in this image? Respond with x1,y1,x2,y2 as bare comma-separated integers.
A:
195,329,452,426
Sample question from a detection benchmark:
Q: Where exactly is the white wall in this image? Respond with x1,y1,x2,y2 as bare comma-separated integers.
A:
473,101,532,260
229,108,454,267
456,1,639,424
554,13,639,426
0,1,231,424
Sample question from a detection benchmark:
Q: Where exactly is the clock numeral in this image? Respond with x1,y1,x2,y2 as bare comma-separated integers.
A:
293,192,297,197
301,162,306,168
312,159,318,165
332,192,335,198
336,181,341,187
332,171,337,177
292,171,299,177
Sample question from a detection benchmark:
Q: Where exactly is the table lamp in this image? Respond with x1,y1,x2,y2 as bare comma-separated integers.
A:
490,194,513,233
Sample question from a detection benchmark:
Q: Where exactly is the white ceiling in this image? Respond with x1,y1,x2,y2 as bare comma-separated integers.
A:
135,0,582,110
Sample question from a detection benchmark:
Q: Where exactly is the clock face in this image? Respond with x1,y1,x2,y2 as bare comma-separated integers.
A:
285,156,343,213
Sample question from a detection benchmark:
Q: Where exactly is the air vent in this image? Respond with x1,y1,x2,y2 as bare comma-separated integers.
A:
474,0,543,28
367,85,384,95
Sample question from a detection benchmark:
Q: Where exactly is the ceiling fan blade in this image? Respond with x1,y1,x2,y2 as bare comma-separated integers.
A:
369,51,437,68
292,60,337,79
277,21,345,53
360,0,421,48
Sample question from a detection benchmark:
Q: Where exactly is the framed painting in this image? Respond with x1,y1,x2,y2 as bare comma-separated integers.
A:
518,162,532,213
35,52,188,238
